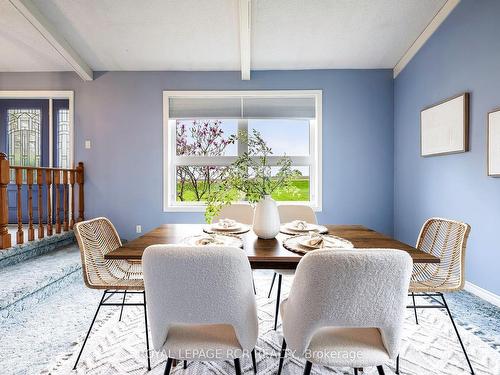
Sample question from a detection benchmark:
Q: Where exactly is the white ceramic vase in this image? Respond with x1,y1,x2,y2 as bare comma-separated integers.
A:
252,195,280,239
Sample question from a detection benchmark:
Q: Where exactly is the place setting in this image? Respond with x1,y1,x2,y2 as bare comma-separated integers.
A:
283,231,354,254
202,218,251,235
181,233,244,248
280,219,329,235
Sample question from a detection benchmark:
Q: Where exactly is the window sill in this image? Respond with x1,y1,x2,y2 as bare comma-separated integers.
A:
164,202,323,213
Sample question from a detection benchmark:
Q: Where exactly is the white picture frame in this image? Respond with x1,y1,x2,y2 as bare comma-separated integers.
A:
488,109,500,177
421,93,469,157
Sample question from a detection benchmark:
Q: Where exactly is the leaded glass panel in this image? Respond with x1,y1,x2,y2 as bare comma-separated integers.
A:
57,109,70,168
7,109,41,180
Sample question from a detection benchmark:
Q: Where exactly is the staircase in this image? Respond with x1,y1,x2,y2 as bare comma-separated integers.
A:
0,231,82,319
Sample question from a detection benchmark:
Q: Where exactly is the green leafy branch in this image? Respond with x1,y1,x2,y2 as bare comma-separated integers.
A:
205,129,301,223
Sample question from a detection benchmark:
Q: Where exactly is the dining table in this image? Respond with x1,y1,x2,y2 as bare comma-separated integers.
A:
104,224,440,268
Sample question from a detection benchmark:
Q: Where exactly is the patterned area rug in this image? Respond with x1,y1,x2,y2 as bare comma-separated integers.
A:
44,275,500,375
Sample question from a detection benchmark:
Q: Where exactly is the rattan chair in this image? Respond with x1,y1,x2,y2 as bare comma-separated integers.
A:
408,217,473,374
268,204,318,330
73,217,150,371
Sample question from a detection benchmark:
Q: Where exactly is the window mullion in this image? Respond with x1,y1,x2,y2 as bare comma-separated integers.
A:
237,119,248,156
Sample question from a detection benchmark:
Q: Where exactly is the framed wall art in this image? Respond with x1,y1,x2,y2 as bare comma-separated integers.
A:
488,108,500,177
421,93,469,157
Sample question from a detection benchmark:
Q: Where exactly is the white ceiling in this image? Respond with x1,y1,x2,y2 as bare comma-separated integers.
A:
0,0,69,71
0,0,447,73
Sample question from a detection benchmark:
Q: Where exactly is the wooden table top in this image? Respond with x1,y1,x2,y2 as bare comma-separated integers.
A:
105,224,439,269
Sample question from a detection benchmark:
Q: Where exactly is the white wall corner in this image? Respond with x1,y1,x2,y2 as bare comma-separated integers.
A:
464,281,500,308
393,0,461,78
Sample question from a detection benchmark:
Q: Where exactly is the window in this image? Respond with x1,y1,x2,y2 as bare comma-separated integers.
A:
57,108,70,169
7,108,41,168
163,91,322,212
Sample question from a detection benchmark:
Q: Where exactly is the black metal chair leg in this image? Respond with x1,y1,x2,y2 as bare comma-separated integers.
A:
119,290,127,321
73,291,106,370
441,294,474,374
377,365,385,375
164,358,173,375
411,292,419,324
354,369,359,375
183,360,187,369
274,274,282,330
396,355,400,374
252,275,257,295
143,291,151,370
303,360,312,375
277,339,287,375
251,349,257,374
268,272,277,298
234,357,242,375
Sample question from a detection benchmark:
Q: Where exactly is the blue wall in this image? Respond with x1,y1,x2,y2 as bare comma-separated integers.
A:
0,70,395,240
394,0,500,294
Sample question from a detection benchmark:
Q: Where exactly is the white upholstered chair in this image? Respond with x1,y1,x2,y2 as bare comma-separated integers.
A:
142,245,258,375
73,217,150,370
212,202,257,294
268,204,317,330
408,217,473,374
212,203,254,225
277,204,317,224
277,249,412,375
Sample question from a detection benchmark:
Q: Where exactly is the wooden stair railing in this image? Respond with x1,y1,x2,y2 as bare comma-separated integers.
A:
0,152,85,249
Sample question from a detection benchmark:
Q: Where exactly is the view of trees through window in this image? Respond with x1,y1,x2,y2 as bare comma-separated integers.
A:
175,119,310,202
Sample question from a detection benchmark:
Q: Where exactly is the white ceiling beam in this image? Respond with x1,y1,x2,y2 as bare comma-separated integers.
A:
239,0,251,80
9,0,93,81
393,0,460,78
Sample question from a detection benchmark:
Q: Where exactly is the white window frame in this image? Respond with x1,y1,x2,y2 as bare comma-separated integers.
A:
163,90,322,212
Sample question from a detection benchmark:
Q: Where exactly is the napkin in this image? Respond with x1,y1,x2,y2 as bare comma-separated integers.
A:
291,220,308,230
307,232,326,248
197,235,225,245
218,218,237,228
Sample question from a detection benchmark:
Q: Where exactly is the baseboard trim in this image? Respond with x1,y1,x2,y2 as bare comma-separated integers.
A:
464,281,500,307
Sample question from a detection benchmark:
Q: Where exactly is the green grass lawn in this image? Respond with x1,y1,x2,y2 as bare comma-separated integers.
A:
177,178,310,202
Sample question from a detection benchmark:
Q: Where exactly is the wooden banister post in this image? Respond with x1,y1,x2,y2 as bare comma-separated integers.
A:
63,170,69,231
54,170,61,234
0,153,11,249
76,162,84,222
27,169,35,241
37,169,44,239
46,169,52,236
15,168,23,244
69,170,75,229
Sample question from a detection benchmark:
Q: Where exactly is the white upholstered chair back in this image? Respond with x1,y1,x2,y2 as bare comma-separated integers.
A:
212,203,254,225
142,245,258,352
277,204,317,224
282,249,412,358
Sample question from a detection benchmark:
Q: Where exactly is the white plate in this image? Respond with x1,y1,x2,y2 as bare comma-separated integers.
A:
210,223,242,231
284,222,317,232
182,235,243,248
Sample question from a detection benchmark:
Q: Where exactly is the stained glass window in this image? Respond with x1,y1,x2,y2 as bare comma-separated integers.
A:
7,109,41,180
57,109,70,169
